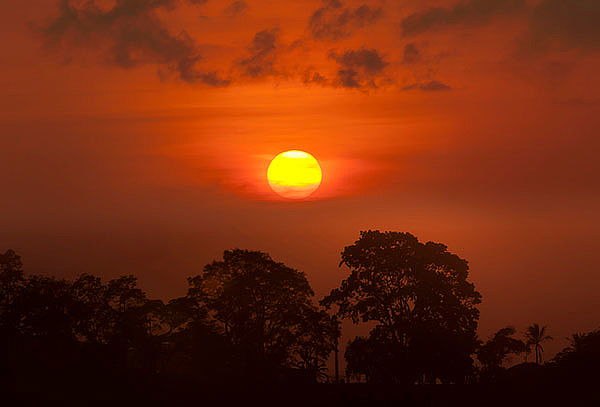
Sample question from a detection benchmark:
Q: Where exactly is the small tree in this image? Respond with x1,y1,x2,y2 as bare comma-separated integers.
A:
477,326,527,374
525,323,552,364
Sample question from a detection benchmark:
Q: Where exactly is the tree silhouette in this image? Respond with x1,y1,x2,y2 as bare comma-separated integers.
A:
344,334,405,383
158,298,232,382
477,326,527,378
344,336,379,383
291,307,340,382
525,324,552,364
552,328,600,385
524,342,532,363
187,249,337,380
0,250,175,393
322,231,482,384
5,245,600,403
0,249,25,336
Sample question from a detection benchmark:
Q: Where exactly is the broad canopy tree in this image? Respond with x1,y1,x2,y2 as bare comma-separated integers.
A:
322,230,482,384
187,249,339,378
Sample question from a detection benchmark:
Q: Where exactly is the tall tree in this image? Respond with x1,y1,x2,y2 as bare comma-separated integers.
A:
322,231,482,384
525,323,552,364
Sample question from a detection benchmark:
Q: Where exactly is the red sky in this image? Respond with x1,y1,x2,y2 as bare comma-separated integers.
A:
1,0,600,360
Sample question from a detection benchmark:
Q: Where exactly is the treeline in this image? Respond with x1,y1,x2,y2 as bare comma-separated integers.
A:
1,231,599,402
0,248,338,398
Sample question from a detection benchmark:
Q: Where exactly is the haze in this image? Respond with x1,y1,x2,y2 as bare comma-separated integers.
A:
1,0,600,359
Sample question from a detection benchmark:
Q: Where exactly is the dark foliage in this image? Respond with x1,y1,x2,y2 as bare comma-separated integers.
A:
1,235,599,405
322,230,481,384
477,326,527,380
551,328,600,385
0,248,339,401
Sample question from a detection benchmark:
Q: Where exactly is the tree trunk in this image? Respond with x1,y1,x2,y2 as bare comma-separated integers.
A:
334,338,339,383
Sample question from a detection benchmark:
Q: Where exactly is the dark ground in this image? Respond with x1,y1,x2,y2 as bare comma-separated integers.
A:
4,380,599,407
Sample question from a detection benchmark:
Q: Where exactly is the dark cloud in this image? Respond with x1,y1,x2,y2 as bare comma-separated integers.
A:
223,1,248,17
238,28,279,78
402,80,451,91
401,0,525,36
302,69,328,86
309,0,382,41
329,47,388,89
526,0,600,51
42,0,229,86
402,43,421,64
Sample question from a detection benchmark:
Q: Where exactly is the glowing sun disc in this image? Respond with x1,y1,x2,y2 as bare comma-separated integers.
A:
267,150,322,199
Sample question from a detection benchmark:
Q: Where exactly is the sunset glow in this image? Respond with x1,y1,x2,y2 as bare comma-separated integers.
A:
267,150,322,199
2,1,600,395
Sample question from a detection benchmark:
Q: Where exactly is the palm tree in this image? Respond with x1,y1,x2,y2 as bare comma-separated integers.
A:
525,324,553,364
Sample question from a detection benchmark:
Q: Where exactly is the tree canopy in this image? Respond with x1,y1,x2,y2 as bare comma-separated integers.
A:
187,249,338,376
322,230,482,383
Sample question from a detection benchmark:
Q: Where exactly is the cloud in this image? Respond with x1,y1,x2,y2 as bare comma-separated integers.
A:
302,69,329,86
237,28,279,78
401,0,525,36
223,1,248,17
526,0,600,51
41,0,229,86
309,0,382,41
329,47,388,89
402,80,451,91
402,43,421,64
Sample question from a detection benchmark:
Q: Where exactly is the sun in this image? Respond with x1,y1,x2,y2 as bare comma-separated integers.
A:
267,150,322,199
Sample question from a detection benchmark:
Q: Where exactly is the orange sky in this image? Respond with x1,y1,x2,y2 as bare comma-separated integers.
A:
2,0,600,360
